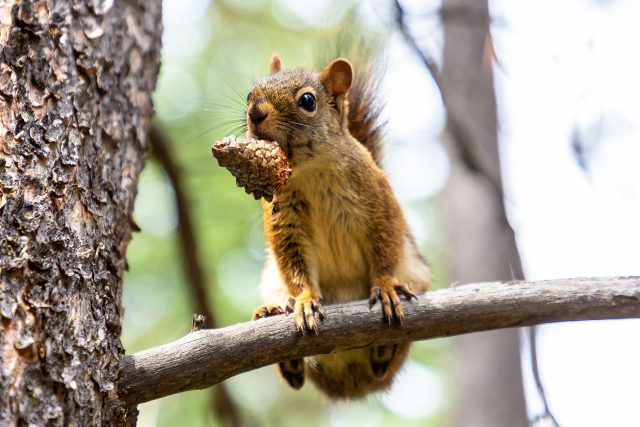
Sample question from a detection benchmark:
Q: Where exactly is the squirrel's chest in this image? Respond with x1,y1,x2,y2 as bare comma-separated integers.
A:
284,171,373,301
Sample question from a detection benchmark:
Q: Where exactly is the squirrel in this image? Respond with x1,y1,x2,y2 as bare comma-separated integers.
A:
248,52,432,399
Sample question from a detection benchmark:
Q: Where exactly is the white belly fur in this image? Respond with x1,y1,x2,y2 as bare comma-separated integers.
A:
260,233,430,306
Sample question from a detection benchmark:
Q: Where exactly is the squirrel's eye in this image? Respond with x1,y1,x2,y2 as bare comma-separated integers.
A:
298,92,316,112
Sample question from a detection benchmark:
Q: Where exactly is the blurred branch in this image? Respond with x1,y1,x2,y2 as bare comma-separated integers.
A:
393,0,505,200
571,116,605,174
118,276,640,404
393,0,442,91
528,327,560,427
149,124,218,327
149,123,242,427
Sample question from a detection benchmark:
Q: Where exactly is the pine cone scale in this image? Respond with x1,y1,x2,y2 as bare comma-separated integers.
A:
211,135,292,202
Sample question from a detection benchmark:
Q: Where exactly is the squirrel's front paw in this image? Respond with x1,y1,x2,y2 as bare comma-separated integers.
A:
291,292,326,334
369,276,417,324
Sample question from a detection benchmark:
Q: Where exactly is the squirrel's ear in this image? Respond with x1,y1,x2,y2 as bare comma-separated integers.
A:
320,59,353,97
269,53,282,74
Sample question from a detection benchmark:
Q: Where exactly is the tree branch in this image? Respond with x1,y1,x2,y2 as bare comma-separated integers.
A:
118,277,640,404
393,0,442,90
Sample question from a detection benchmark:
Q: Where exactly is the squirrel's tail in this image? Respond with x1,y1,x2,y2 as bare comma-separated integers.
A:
315,34,386,167
347,58,385,167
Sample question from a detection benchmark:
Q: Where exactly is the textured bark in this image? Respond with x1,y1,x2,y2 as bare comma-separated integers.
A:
0,1,161,425
439,1,529,426
118,277,640,405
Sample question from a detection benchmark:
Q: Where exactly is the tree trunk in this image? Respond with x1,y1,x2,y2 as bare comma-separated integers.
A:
440,0,528,425
0,1,161,425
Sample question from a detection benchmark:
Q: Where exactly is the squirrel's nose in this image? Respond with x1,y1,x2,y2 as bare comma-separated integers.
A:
248,106,268,125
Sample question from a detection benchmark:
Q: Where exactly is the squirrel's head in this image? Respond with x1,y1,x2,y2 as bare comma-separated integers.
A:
245,54,353,163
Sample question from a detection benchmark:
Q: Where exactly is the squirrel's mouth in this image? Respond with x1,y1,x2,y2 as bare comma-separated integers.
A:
247,128,291,159
248,128,270,141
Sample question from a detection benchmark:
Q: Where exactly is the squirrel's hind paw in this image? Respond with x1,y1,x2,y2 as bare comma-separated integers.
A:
277,358,306,390
369,343,400,379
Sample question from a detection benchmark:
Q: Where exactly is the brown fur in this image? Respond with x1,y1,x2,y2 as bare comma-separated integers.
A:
248,55,431,399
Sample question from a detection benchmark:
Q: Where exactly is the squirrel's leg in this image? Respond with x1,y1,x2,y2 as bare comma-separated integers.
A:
263,197,323,389
268,200,325,333
368,220,429,379
367,226,415,380
368,201,417,324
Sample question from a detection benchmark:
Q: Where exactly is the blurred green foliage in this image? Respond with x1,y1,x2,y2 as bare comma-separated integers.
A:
122,1,450,425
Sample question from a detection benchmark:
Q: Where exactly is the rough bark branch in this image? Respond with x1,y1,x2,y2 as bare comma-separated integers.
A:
118,277,640,405
148,124,242,427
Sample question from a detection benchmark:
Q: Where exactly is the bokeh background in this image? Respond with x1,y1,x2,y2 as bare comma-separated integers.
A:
121,0,640,426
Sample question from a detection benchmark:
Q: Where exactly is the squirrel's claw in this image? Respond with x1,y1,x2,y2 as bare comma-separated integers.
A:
293,294,325,334
396,283,418,301
252,304,285,320
286,297,295,315
370,277,417,325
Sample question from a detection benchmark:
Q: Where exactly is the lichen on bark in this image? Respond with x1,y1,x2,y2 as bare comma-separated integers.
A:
0,0,161,424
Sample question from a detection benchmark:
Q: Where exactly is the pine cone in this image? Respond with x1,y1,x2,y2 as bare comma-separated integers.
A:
211,135,291,202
